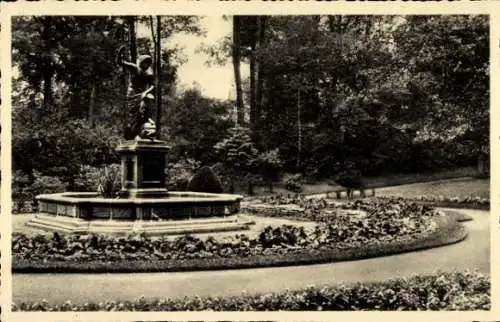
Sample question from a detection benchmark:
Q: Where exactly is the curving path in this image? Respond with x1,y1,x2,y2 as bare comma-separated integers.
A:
13,208,489,305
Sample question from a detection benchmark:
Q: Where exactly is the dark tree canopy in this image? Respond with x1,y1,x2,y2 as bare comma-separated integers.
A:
12,15,489,199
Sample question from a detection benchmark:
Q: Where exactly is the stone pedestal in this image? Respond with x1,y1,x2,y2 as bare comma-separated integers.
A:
116,139,170,199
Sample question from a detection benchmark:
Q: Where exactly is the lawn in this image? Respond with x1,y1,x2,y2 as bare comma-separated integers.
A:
376,178,489,199
248,166,483,196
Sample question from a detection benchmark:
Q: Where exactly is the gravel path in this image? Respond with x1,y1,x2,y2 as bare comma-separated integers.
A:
12,208,489,306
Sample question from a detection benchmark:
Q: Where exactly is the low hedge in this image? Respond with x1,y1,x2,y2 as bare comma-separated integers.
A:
12,214,466,273
12,270,489,311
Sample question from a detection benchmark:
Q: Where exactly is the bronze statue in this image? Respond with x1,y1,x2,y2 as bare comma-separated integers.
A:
117,46,157,140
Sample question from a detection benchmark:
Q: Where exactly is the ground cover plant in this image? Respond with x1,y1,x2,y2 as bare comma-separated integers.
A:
247,179,490,210
378,195,489,210
12,199,467,273
12,270,489,311
377,178,489,199
375,179,489,209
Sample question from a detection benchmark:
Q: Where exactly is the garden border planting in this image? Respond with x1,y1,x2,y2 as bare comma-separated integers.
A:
13,213,466,274
376,196,489,210
12,270,489,311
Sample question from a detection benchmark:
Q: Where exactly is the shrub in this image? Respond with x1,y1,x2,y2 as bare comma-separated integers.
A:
258,149,283,192
12,270,489,311
187,166,223,193
284,173,303,193
13,170,32,213
209,162,233,192
13,118,121,188
73,164,121,197
15,171,67,212
29,171,67,196
166,158,200,191
72,165,105,192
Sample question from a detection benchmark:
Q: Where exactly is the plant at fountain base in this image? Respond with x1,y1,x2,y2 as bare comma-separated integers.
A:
96,164,121,198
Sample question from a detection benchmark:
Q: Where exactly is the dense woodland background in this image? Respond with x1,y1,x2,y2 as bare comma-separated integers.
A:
11,15,489,207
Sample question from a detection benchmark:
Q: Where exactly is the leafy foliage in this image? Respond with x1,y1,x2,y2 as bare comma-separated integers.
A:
204,15,488,177
283,173,303,193
13,199,441,263
96,164,122,198
11,16,202,188
164,88,233,164
214,125,259,192
214,125,259,172
17,171,67,212
378,195,489,210
257,148,283,191
166,158,200,191
12,270,489,311
186,166,224,193
12,15,489,198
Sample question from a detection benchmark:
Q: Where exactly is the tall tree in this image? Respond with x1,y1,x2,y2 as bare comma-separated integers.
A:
149,16,163,136
255,17,266,132
126,16,137,63
138,15,204,131
247,16,267,135
13,16,60,111
40,17,54,110
393,15,489,155
156,16,162,136
232,16,244,124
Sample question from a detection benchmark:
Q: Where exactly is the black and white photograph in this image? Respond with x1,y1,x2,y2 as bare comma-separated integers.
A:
6,12,490,313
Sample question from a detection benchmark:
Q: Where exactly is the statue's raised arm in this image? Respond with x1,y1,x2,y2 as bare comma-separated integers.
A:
117,46,157,141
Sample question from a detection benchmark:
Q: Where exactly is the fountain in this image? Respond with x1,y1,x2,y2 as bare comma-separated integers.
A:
26,50,254,236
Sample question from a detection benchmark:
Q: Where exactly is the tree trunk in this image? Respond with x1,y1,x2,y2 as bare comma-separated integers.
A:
296,88,302,172
88,81,96,127
232,16,244,125
249,45,256,131
268,177,273,193
42,70,53,110
230,177,235,194
247,180,254,195
250,16,266,135
311,15,322,121
256,17,266,130
127,16,137,63
155,16,162,137
122,16,137,136
69,83,82,117
41,17,53,110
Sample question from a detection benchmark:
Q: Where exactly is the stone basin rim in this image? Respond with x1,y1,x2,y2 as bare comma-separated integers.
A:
37,191,244,205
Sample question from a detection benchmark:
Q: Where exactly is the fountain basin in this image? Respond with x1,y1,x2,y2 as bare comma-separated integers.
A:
27,191,253,235
26,140,254,235
37,191,242,220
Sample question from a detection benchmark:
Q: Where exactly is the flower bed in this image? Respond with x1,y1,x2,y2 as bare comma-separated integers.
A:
12,270,489,311
12,199,467,273
244,198,445,222
248,193,490,210
377,195,489,210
